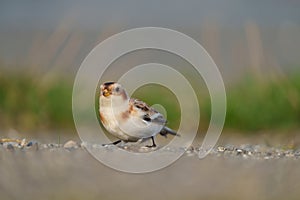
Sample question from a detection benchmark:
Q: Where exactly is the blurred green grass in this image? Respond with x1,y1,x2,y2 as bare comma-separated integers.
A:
0,69,299,133
225,73,300,131
0,71,73,131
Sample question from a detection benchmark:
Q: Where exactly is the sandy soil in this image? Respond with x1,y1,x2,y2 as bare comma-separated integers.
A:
1,135,300,200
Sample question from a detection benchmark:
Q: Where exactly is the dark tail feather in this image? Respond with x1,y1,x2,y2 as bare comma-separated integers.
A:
160,126,180,138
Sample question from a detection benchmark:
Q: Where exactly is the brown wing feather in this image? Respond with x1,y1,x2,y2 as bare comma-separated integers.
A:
130,98,167,125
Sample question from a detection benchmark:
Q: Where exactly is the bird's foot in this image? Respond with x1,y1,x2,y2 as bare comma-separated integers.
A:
145,144,157,148
144,136,157,148
102,139,122,147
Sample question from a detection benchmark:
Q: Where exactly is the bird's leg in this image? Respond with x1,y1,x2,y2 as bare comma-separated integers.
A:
112,140,122,145
146,136,157,148
102,139,122,146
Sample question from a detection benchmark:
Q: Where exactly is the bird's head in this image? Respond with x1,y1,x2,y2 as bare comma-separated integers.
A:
100,82,128,101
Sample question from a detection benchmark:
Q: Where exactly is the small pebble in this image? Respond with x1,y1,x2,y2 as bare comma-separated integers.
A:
294,150,300,157
20,139,26,148
80,142,87,149
242,154,249,159
236,148,244,155
63,140,78,149
6,143,14,151
27,141,39,151
224,144,235,151
186,146,194,154
217,146,226,152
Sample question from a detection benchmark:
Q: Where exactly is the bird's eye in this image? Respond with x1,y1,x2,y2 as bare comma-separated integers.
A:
115,87,120,92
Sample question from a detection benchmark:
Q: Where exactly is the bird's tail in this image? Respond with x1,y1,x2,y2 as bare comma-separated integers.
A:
159,126,180,137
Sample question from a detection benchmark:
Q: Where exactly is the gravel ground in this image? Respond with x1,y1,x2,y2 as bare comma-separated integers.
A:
1,138,300,200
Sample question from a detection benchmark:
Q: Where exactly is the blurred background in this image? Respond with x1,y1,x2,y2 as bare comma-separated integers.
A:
1,1,300,200
0,0,299,139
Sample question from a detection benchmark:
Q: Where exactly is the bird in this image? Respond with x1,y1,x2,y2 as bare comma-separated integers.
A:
99,81,178,148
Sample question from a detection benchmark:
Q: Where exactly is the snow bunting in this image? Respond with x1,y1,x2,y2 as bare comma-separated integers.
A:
99,81,178,147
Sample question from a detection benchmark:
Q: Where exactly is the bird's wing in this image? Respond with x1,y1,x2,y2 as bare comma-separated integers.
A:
129,98,167,125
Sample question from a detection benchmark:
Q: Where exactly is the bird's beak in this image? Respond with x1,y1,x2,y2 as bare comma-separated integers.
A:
102,89,110,97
